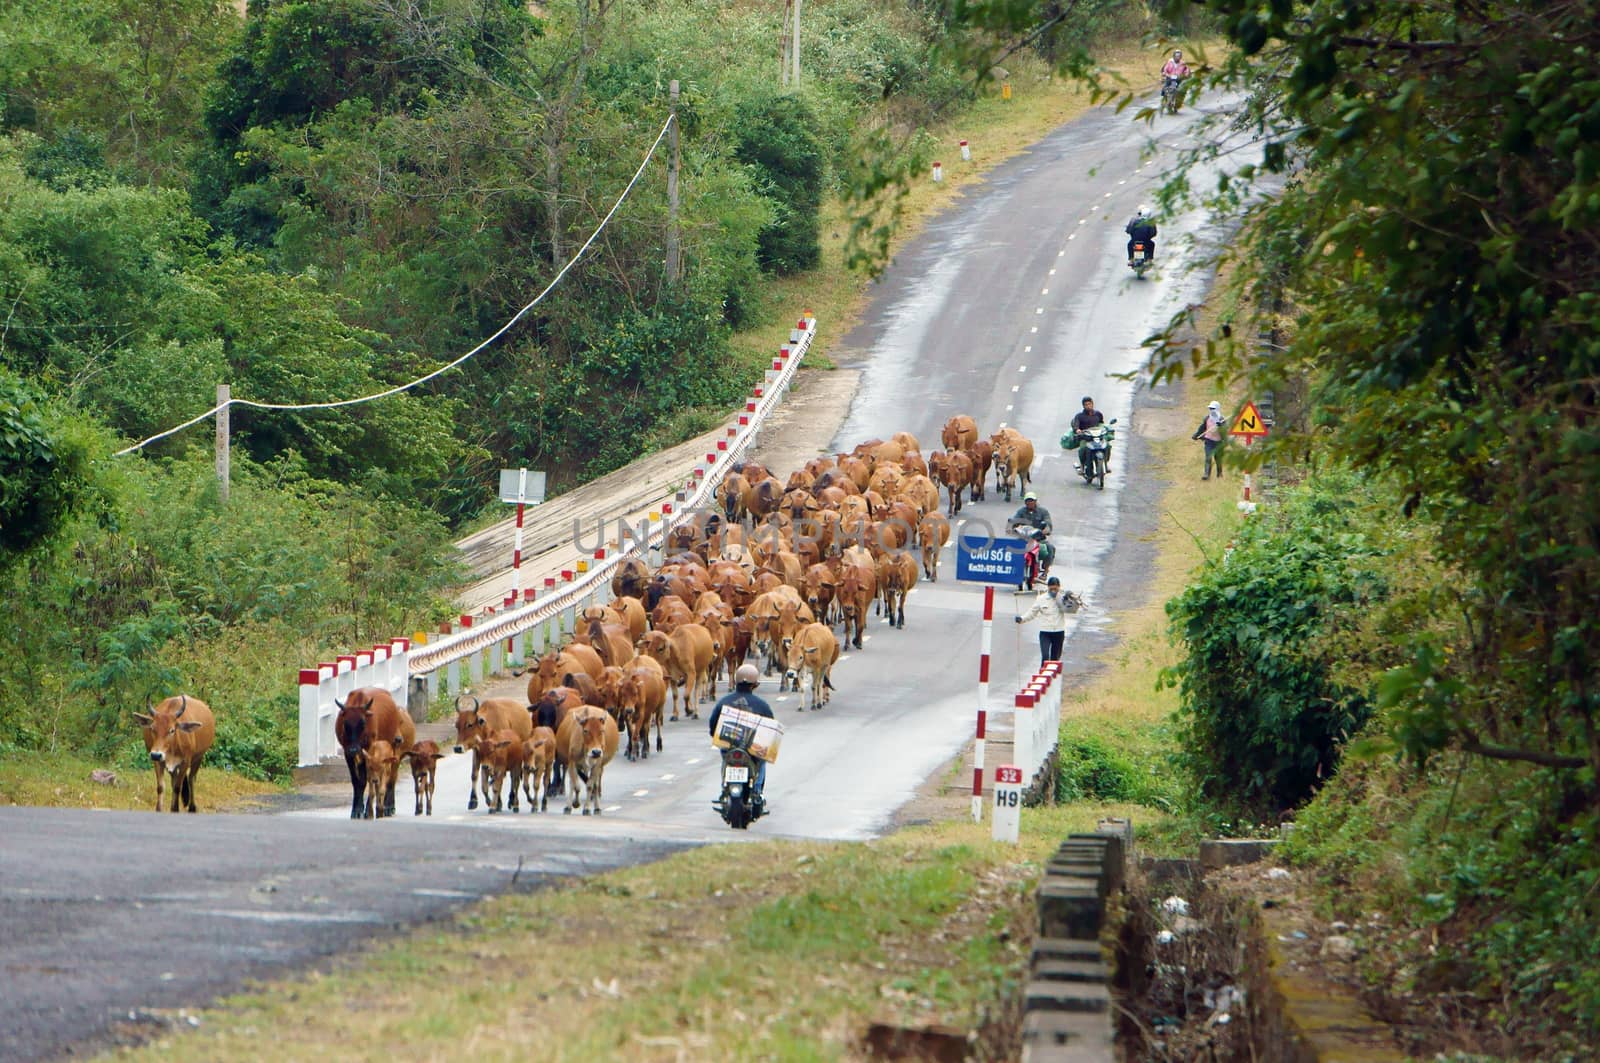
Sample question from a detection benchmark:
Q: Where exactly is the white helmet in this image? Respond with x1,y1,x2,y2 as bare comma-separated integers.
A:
1173,49,1182,59
1136,205,1148,217
735,663,760,687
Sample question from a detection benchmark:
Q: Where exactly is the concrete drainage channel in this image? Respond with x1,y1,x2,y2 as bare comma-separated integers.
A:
1021,832,1404,1062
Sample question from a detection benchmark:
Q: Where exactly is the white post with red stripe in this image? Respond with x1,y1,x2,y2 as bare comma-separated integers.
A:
973,584,994,822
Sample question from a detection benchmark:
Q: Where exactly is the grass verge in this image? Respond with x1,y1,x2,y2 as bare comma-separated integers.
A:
96,812,1110,1062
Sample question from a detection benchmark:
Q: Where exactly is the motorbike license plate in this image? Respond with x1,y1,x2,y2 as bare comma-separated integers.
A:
724,766,749,783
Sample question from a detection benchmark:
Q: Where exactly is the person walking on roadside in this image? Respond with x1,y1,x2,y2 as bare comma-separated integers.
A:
1192,400,1226,480
1014,576,1082,666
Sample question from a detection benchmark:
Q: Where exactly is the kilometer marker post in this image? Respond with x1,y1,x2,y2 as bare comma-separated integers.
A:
974,584,994,822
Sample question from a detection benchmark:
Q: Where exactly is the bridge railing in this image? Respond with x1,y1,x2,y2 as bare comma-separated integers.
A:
296,315,817,766
1012,660,1064,791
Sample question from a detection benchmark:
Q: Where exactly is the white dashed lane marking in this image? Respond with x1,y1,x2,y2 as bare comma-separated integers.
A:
1012,385,1019,392
633,789,649,797
1019,365,1028,372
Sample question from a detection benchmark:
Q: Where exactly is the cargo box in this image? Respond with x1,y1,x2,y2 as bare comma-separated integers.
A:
712,705,785,763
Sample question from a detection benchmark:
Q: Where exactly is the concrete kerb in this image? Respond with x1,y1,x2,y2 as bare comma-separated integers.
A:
1022,822,1132,1063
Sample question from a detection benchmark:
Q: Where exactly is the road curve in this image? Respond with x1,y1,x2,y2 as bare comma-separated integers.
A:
0,93,1242,1063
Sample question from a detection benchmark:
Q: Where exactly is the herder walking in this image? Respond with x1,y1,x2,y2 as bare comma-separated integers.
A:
1192,400,1226,480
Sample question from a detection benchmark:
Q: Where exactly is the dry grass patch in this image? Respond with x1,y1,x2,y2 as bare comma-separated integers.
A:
0,750,281,812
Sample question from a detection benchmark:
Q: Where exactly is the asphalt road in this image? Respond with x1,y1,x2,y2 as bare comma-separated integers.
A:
0,93,1245,1063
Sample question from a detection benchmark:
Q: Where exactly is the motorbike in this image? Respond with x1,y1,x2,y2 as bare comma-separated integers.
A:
1064,419,1118,490
1161,75,1183,115
1021,531,1056,591
713,745,766,830
1129,240,1154,279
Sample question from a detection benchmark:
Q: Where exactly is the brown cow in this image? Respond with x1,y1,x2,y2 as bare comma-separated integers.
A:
942,415,978,452
637,623,715,719
134,695,216,814
719,470,750,523
522,726,557,811
742,477,782,522
966,440,993,501
576,617,634,669
334,688,415,819
900,473,940,515
610,557,650,601
618,664,667,762
402,740,444,816
919,512,951,581
360,739,402,820
557,706,620,816
891,431,920,453
782,622,840,711
879,551,920,628
837,562,878,649
991,429,1036,502
453,695,532,812
803,562,839,626
478,728,525,814
608,595,648,640
931,449,973,517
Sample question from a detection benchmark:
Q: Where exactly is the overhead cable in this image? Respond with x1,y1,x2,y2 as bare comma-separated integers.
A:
115,113,675,457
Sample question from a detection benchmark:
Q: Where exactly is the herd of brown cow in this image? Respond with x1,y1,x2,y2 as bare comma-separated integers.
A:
133,416,1033,821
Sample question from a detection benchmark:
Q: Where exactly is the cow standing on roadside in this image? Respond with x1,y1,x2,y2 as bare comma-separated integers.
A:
334,687,416,820
133,695,216,813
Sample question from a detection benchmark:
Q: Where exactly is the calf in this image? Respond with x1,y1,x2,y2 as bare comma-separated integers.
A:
133,695,215,814
478,729,525,814
452,695,532,811
522,727,557,812
403,740,444,816
361,739,401,820
557,706,620,816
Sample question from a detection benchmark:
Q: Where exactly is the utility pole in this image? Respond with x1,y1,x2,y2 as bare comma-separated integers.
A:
791,0,802,88
215,383,230,504
666,79,681,284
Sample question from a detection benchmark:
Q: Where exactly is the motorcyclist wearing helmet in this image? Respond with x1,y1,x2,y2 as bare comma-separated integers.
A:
1162,49,1190,80
1126,206,1158,265
1009,492,1053,537
708,663,775,801
1071,396,1108,473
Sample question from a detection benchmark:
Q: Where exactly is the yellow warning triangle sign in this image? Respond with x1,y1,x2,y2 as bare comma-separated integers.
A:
1231,401,1269,440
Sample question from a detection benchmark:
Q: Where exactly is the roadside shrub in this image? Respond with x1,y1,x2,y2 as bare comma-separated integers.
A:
1164,470,1391,818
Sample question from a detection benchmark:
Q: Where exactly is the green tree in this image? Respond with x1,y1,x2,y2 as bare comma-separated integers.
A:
734,92,825,275
0,368,93,569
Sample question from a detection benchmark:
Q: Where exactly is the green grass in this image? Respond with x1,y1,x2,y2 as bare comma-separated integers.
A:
0,747,281,812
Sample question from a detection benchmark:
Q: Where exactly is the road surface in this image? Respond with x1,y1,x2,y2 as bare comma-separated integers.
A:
0,94,1243,1062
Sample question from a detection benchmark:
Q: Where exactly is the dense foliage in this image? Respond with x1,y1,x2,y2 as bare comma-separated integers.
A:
1136,0,1600,1039
1165,472,1390,817
0,0,982,773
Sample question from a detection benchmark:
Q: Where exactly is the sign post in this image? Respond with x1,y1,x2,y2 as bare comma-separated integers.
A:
498,469,548,603
992,764,1023,842
1229,402,1270,504
957,533,1027,821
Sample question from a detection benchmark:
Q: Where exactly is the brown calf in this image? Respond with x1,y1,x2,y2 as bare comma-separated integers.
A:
403,740,444,816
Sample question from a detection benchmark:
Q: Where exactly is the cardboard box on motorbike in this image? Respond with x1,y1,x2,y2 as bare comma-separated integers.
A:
712,706,785,763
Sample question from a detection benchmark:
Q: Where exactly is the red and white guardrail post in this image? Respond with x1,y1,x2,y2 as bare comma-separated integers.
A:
973,584,994,822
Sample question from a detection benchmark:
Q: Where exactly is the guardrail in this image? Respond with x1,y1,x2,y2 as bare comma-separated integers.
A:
296,315,818,765
1013,660,1065,791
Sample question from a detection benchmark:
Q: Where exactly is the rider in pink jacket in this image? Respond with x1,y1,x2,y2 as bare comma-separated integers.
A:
1162,50,1190,79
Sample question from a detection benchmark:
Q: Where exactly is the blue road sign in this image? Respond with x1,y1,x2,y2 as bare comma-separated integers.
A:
956,534,1028,584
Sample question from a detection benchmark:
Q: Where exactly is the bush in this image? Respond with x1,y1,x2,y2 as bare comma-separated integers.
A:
1164,470,1391,818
